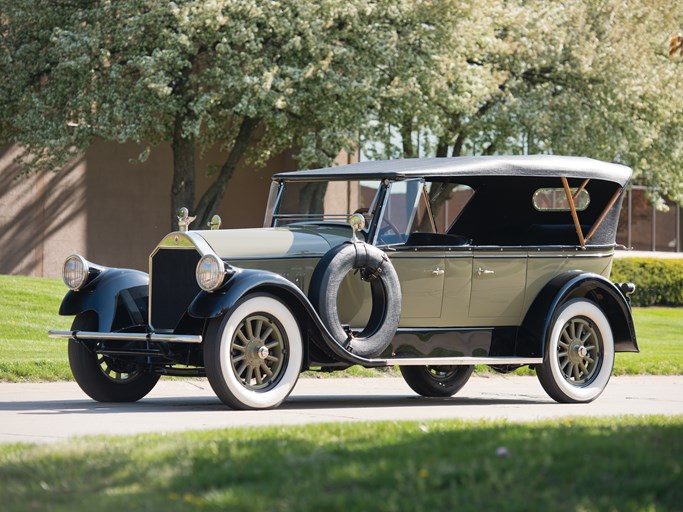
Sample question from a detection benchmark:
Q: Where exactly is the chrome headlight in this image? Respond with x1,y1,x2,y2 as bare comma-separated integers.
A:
63,254,90,290
196,254,226,292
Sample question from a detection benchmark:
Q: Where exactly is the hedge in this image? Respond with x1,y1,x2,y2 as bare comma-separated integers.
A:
610,258,683,307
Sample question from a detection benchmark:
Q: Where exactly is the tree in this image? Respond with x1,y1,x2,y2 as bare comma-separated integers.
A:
1,0,447,228
365,0,683,207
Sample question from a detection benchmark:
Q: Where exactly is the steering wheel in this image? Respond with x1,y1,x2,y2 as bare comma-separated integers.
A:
377,220,403,245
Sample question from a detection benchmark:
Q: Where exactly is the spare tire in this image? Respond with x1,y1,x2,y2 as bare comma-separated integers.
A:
308,241,401,358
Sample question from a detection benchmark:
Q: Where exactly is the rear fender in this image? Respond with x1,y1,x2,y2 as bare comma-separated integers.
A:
59,268,149,332
518,271,638,358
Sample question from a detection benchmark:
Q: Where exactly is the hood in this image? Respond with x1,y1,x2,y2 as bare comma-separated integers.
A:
191,226,351,260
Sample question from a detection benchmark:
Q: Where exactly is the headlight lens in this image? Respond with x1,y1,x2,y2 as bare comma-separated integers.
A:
196,254,226,292
63,254,89,290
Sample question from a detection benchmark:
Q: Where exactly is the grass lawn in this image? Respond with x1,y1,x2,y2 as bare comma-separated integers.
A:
0,416,681,511
0,274,682,381
616,307,683,375
0,276,71,381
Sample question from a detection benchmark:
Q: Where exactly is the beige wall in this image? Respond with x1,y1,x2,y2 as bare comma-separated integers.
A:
0,141,302,277
0,145,87,277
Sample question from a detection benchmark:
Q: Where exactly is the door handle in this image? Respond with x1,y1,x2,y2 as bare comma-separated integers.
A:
476,267,495,276
432,268,445,276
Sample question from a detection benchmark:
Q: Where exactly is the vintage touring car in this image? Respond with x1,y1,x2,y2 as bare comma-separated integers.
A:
49,155,638,409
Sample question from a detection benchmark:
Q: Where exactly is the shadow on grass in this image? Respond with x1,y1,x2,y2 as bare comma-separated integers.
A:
0,417,681,511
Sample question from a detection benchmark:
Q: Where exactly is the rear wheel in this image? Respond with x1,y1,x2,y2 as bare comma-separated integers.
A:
536,298,614,403
68,314,160,402
204,294,303,409
400,365,474,397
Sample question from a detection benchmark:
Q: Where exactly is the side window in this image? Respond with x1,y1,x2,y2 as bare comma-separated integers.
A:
427,181,475,233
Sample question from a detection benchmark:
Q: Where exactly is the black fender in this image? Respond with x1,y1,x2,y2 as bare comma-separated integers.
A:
59,268,149,332
518,271,638,358
188,268,384,367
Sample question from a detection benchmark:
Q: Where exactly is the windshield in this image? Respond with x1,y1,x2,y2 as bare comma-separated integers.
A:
376,179,436,245
267,180,382,228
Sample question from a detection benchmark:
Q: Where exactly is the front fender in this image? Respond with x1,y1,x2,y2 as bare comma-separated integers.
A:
188,268,306,319
518,271,638,358
188,268,380,367
59,268,149,331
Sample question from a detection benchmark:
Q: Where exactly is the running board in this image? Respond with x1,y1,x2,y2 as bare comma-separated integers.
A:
369,356,542,366
48,330,203,344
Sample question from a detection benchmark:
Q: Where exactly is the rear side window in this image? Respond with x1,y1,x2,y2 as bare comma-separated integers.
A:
533,188,590,211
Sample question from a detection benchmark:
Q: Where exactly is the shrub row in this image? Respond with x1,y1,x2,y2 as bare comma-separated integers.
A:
611,257,683,307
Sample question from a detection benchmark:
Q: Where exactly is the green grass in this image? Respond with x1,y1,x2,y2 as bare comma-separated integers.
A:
0,416,681,511
615,307,683,375
0,274,682,381
0,276,71,381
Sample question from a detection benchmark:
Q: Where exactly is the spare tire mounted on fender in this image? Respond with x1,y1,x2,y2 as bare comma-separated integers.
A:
309,242,401,358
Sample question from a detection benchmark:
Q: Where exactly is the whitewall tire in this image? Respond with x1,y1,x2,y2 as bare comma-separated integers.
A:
204,294,303,409
536,298,614,403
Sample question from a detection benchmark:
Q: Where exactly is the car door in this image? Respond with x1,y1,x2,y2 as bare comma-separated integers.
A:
377,179,447,325
390,250,447,323
468,248,528,325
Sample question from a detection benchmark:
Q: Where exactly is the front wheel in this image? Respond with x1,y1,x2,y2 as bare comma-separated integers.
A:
204,293,303,410
536,298,614,403
400,365,474,397
68,315,160,402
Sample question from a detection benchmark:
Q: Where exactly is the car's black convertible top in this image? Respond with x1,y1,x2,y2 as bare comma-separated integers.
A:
274,155,632,187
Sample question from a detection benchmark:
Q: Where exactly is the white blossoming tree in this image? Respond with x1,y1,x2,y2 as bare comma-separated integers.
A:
366,0,683,206
3,0,682,225
1,0,448,228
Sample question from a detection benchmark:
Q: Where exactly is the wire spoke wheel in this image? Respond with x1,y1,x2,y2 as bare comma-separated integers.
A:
536,298,614,403
204,294,303,409
230,314,286,391
556,317,601,386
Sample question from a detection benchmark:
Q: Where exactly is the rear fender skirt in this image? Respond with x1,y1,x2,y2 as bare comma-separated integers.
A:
58,268,149,332
518,271,638,358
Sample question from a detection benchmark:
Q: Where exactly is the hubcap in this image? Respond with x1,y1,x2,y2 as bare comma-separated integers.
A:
557,316,601,386
426,366,459,381
230,314,286,390
97,354,140,383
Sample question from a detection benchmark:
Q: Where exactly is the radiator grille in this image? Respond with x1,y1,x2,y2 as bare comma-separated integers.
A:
150,248,201,331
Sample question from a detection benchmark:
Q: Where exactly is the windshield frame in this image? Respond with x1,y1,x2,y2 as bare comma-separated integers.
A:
266,178,386,234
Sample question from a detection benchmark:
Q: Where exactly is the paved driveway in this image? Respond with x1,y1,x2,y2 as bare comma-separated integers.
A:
1,375,682,444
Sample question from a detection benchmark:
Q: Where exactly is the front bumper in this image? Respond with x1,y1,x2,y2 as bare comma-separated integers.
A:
48,330,203,344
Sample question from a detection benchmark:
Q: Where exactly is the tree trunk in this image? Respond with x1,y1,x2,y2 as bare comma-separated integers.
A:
452,131,467,157
193,116,260,228
400,118,416,158
436,138,449,157
298,182,328,214
170,116,196,231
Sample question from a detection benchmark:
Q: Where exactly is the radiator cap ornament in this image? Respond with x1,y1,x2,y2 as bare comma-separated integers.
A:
177,207,196,232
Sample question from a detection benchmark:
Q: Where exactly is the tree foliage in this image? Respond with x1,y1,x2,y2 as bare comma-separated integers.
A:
1,0,445,228
2,0,682,229
364,0,683,208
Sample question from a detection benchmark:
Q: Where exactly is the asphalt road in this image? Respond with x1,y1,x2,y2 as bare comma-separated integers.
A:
1,375,682,444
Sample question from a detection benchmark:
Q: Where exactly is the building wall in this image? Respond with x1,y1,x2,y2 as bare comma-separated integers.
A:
1,147,675,280
616,187,682,252
0,141,302,277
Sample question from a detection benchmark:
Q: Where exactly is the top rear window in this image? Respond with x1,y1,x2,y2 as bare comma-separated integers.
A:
533,188,590,211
